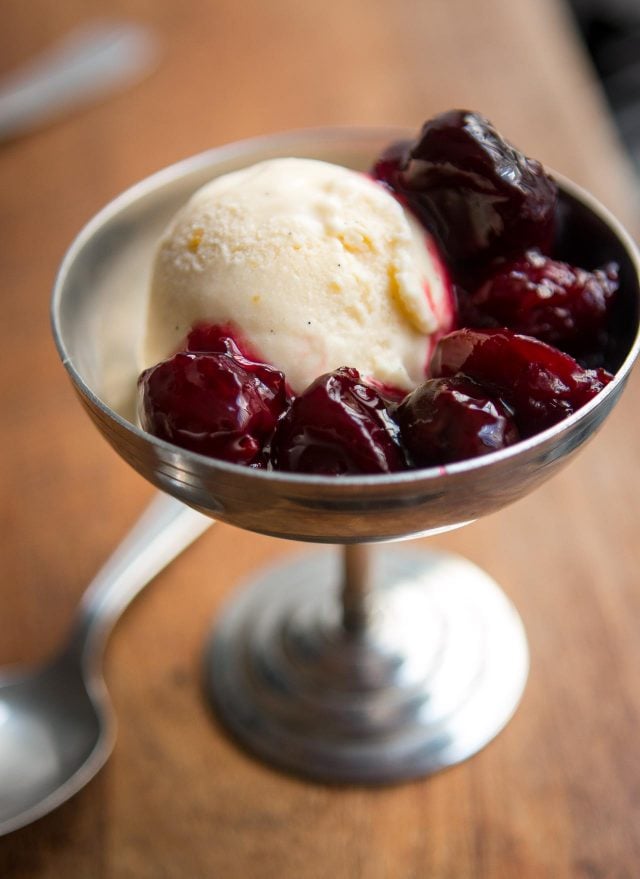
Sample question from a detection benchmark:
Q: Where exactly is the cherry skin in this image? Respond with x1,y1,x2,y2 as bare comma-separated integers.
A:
464,250,618,362
372,110,558,284
138,348,288,466
431,328,612,436
270,367,406,475
394,376,520,466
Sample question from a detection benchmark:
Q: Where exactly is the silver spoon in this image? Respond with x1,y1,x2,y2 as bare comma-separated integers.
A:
0,493,212,836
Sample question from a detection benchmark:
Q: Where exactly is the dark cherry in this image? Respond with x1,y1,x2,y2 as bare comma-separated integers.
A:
371,138,411,192
270,367,406,475
394,376,520,467
431,328,612,436
372,110,558,283
138,349,288,465
465,250,618,361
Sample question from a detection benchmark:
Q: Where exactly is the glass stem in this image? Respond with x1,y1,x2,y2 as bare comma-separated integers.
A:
341,544,373,634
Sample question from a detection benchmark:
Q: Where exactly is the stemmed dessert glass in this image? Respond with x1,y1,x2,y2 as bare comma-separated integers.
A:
52,128,640,783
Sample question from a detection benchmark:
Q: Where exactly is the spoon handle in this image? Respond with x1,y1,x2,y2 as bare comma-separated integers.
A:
67,493,212,665
0,21,159,142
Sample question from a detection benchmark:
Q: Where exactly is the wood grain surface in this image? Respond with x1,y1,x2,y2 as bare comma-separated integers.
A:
1,1,639,876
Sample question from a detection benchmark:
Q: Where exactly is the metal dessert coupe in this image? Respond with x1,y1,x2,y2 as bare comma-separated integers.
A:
52,128,640,784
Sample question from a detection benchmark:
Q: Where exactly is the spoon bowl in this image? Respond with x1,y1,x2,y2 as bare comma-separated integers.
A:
0,651,111,832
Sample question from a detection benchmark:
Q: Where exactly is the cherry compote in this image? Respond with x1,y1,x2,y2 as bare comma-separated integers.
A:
270,367,406,475
431,328,612,436
463,250,619,363
138,333,288,466
372,110,558,285
137,111,622,472
394,376,519,466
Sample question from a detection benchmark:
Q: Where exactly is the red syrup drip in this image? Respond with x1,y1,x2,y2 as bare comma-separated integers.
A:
367,170,457,381
186,321,262,361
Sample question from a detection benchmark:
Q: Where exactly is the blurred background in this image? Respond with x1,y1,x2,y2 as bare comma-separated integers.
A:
2,2,640,877
2,0,640,224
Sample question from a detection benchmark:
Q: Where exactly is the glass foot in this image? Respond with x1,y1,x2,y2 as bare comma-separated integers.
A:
204,548,528,784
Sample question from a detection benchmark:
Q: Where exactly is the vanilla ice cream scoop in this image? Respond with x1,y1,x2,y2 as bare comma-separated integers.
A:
143,157,453,393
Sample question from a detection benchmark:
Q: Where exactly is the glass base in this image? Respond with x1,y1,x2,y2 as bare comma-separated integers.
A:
204,548,529,784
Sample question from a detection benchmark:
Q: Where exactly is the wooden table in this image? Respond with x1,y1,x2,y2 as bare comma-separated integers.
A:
1,1,639,876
